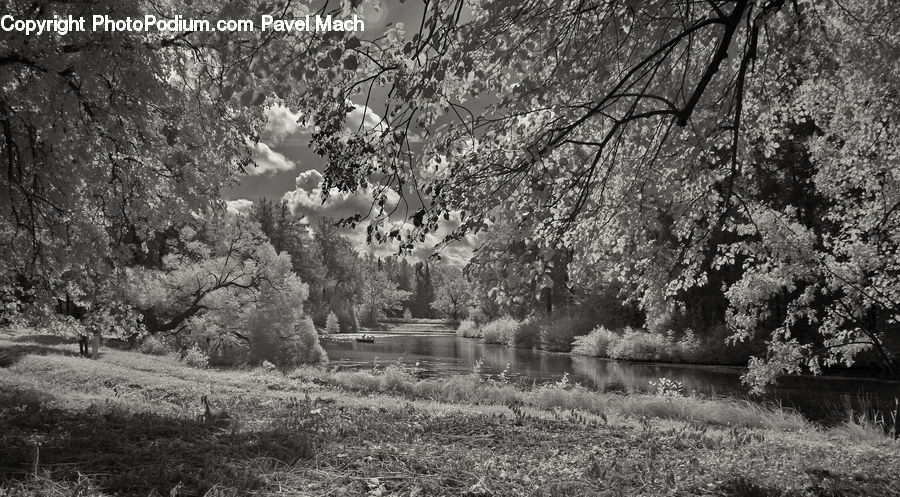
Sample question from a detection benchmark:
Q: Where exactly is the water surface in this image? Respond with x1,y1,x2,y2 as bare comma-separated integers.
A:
322,334,899,423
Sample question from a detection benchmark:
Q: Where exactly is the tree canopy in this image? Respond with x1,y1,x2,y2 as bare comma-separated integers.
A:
0,0,358,320
316,0,900,388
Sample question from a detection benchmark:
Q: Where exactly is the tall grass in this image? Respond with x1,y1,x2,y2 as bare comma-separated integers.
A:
481,317,520,344
508,318,541,349
608,327,670,361
572,325,704,363
456,319,480,338
291,366,809,431
571,326,618,356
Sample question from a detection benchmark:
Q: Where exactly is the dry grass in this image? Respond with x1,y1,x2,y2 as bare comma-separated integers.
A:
1,332,899,496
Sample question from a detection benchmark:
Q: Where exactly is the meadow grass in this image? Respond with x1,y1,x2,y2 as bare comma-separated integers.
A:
1,332,898,496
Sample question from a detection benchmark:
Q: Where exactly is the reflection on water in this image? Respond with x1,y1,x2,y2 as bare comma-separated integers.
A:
322,335,899,423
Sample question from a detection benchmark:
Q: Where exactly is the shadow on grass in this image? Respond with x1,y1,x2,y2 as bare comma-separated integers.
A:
7,334,75,346
0,340,82,368
0,335,138,367
0,388,318,496
710,473,900,497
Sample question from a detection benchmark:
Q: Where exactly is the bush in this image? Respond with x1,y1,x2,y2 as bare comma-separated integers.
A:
509,318,541,349
248,313,328,368
481,317,520,344
608,327,669,361
540,315,592,352
572,325,735,364
287,318,329,366
672,329,701,362
571,326,619,357
456,319,480,338
181,344,209,369
649,377,684,397
325,311,341,335
138,335,170,356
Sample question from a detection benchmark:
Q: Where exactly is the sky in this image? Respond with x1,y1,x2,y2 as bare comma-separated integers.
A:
222,0,476,266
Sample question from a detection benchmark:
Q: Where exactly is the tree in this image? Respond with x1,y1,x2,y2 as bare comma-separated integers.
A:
124,213,313,365
411,262,436,318
251,198,328,318
325,311,341,334
313,218,364,332
430,266,474,321
357,255,411,325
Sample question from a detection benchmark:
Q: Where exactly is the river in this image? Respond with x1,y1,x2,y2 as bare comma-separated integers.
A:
322,333,899,424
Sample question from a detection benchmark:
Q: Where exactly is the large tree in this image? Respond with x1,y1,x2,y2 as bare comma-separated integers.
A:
430,265,474,321
125,213,311,365
357,255,411,325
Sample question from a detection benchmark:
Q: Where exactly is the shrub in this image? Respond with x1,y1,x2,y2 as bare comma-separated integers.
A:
672,329,701,362
608,327,668,361
325,311,341,335
181,344,209,369
403,308,413,320
572,326,733,364
571,326,619,357
508,318,541,349
287,318,329,366
481,317,520,344
138,335,170,356
649,377,684,397
540,315,592,352
456,319,480,338
248,313,328,367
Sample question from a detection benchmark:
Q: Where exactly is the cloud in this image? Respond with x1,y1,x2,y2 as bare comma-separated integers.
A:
262,105,306,145
407,212,477,266
282,169,399,220
225,199,253,216
294,169,324,192
345,104,386,134
246,140,296,175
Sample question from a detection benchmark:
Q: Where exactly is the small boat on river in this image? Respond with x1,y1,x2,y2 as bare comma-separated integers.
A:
356,335,375,343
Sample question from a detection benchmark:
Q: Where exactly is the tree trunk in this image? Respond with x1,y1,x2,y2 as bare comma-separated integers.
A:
78,335,89,357
140,304,205,334
90,332,100,359
893,397,899,440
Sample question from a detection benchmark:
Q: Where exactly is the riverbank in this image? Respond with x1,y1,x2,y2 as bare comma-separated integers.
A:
1,333,898,496
456,317,762,366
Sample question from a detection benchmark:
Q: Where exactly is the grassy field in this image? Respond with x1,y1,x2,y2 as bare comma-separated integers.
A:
1,332,898,496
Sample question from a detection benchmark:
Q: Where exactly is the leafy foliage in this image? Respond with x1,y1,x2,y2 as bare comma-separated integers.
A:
325,311,341,335
430,266,474,320
317,0,900,387
125,214,309,365
138,335,170,356
181,344,210,369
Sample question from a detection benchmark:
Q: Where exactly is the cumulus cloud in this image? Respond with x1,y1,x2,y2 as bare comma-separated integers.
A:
282,169,399,220
407,212,477,266
345,104,386,134
225,199,253,216
246,140,296,175
294,169,324,193
262,105,306,145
